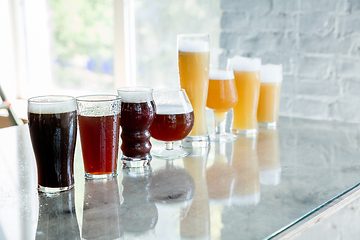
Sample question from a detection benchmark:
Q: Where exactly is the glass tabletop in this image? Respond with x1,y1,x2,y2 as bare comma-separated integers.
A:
1,116,360,240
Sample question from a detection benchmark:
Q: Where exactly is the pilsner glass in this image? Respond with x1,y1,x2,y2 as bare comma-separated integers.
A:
257,64,283,128
117,87,155,168
76,95,121,179
28,95,77,193
228,56,262,136
178,33,210,147
206,64,238,141
149,88,194,159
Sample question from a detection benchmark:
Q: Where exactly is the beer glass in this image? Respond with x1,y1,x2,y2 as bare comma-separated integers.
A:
257,64,283,128
178,33,210,147
76,95,121,179
117,87,155,168
149,88,194,159
206,64,238,141
28,95,77,193
228,56,262,136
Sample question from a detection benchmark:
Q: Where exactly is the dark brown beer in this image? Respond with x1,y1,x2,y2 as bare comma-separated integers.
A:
28,111,77,188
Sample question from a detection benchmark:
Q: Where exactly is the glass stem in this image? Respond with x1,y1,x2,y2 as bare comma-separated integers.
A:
215,120,226,135
165,141,174,150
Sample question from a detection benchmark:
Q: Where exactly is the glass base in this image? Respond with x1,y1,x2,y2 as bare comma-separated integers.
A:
182,135,210,148
122,155,152,168
209,133,237,142
232,128,258,137
259,122,278,129
38,184,74,193
152,148,188,159
85,171,117,179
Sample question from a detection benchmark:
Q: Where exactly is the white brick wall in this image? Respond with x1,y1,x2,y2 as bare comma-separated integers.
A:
220,0,360,123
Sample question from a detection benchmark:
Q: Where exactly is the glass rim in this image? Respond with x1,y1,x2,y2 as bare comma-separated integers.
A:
177,33,209,38
76,94,121,102
28,95,75,104
117,86,153,93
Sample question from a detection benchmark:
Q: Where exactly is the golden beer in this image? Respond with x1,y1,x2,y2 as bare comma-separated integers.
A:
257,64,283,127
178,34,210,145
228,57,261,135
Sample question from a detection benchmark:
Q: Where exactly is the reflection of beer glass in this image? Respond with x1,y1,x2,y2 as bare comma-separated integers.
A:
178,34,210,147
36,189,80,239
257,64,283,128
228,56,262,136
149,88,194,159
28,95,77,193
76,95,121,179
206,65,238,141
257,128,281,186
82,178,122,239
117,87,156,168
232,136,260,206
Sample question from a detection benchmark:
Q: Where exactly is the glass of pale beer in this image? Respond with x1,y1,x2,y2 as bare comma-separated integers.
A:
257,64,283,128
228,56,262,136
177,34,210,148
206,64,238,141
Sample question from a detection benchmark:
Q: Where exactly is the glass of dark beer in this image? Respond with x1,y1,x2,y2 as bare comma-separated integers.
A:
149,88,194,159
117,87,155,168
28,95,77,193
76,95,121,179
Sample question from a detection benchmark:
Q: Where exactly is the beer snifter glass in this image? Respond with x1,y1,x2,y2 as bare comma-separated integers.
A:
178,33,210,148
149,88,194,159
28,95,77,193
117,87,155,168
76,95,121,179
206,64,238,141
257,64,283,128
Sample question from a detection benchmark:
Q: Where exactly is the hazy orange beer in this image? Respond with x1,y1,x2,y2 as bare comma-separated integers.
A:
228,56,262,135
178,34,210,147
257,64,283,128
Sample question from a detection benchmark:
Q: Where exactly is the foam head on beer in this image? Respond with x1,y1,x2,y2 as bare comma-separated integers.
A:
28,96,76,114
177,38,210,52
209,69,234,80
260,64,283,83
228,56,262,72
118,88,153,103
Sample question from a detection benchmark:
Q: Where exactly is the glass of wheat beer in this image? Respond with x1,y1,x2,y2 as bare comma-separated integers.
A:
28,95,77,193
257,64,283,128
178,34,210,148
206,64,238,141
228,56,262,136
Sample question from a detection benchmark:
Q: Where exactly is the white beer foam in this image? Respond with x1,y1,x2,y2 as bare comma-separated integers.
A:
118,88,153,103
228,56,262,71
209,69,234,80
28,96,76,114
178,39,209,52
156,105,192,115
261,64,283,83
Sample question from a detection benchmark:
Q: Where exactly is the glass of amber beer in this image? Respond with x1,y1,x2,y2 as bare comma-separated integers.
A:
178,34,210,148
206,64,238,141
117,87,155,168
149,88,194,159
28,95,77,193
228,56,262,136
76,95,121,179
257,64,283,128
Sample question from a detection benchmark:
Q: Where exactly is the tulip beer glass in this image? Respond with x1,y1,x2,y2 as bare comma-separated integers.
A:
228,56,262,136
117,87,155,167
178,34,210,147
28,95,77,193
76,95,121,179
206,64,238,141
257,64,283,128
149,88,194,159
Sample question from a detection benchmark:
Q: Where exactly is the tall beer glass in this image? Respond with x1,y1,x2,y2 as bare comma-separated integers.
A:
206,64,238,141
117,87,155,168
257,64,283,128
28,95,77,193
178,34,210,147
76,95,121,179
228,56,262,136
